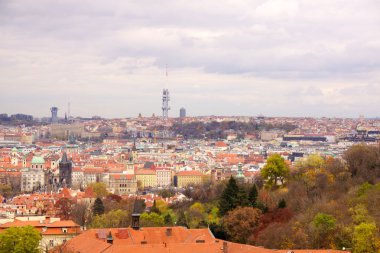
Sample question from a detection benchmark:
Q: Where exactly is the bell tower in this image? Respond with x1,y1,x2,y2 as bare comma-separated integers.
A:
59,152,72,188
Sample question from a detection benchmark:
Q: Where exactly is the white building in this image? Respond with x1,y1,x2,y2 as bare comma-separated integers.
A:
71,169,84,190
21,168,45,192
156,169,172,187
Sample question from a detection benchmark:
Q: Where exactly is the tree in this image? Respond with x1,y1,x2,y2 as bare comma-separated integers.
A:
207,206,220,225
261,154,290,188
0,226,41,253
344,144,380,183
164,214,173,226
54,197,73,220
91,209,131,228
186,202,207,228
219,177,239,216
352,222,380,253
311,213,336,248
248,184,258,207
150,200,160,214
222,207,262,244
71,202,90,227
140,212,164,227
158,189,175,198
0,184,12,198
176,211,188,227
93,197,105,216
296,154,325,171
87,183,109,198
236,186,250,207
278,199,286,209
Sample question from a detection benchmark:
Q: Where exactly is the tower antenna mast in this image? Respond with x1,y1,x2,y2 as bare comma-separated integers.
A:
162,64,170,120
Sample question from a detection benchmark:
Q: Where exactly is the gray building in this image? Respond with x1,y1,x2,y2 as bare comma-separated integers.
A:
21,168,45,192
180,107,186,118
50,107,58,124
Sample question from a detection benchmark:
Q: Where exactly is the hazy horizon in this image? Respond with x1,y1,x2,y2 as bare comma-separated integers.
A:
0,0,379,118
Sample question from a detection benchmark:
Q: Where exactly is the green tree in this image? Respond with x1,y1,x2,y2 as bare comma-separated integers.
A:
91,209,130,228
164,214,173,226
236,186,250,207
207,206,220,225
187,202,207,228
296,154,325,171
140,212,165,227
311,213,336,248
176,211,188,227
93,197,105,216
219,177,239,216
352,222,380,253
248,184,258,207
0,226,41,253
261,154,290,188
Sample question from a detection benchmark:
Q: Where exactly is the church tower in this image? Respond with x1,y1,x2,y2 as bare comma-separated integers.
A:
59,152,72,188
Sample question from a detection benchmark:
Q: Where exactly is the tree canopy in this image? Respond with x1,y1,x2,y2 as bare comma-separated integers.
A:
261,154,290,188
93,197,105,216
0,226,41,253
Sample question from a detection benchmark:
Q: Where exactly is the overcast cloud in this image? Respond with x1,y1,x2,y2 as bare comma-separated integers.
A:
0,0,379,118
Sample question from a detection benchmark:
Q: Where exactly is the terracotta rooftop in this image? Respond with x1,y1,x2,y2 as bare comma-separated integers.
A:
56,226,349,253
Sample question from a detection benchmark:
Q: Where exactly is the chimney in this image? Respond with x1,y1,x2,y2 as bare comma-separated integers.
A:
166,228,172,236
222,242,228,253
132,213,140,230
106,231,113,244
131,198,141,230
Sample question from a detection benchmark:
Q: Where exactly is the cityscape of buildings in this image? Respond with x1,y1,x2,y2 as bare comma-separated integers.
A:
0,87,379,251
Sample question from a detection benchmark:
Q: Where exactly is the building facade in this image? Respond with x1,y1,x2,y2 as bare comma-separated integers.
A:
21,168,45,192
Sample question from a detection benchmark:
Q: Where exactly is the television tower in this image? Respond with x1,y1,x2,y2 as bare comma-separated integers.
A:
162,65,170,120
162,89,170,120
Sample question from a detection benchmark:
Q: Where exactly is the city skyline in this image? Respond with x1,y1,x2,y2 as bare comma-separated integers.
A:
0,0,379,118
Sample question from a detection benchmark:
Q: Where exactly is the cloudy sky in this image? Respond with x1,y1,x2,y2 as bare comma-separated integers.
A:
0,0,379,118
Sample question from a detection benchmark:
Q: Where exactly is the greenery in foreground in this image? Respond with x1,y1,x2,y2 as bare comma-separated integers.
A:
0,226,41,253
51,144,380,252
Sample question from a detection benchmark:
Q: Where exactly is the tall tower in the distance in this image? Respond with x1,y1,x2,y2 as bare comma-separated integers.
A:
180,107,186,118
51,107,58,124
162,89,170,120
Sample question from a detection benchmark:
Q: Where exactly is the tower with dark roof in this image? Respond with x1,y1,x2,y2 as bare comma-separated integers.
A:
59,152,72,188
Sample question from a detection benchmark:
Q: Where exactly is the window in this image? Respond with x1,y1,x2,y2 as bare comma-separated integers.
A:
49,240,54,247
62,228,68,233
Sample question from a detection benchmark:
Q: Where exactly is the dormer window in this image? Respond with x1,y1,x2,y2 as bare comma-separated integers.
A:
62,228,68,233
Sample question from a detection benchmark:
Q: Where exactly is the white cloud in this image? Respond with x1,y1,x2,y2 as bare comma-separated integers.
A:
0,0,379,118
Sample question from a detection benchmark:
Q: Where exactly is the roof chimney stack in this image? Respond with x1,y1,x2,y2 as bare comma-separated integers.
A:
222,241,228,253
106,231,113,244
131,198,141,230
